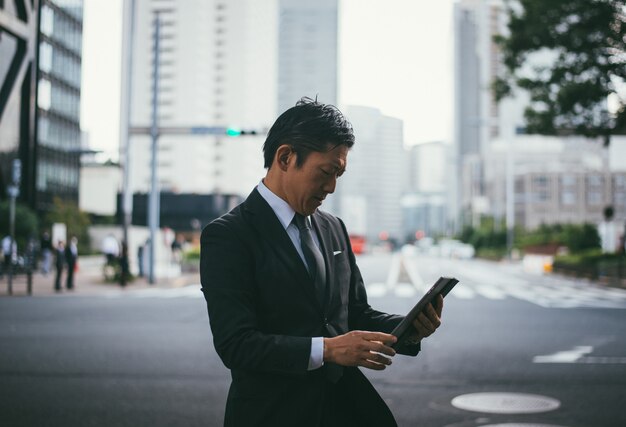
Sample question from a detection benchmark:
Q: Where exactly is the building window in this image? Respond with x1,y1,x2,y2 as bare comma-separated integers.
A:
41,5,54,36
587,191,602,205
561,191,576,205
561,174,576,186
40,42,53,72
536,190,549,202
587,174,603,186
38,78,52,110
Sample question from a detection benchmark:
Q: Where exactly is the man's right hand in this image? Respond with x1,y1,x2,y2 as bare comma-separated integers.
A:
323,331,397,370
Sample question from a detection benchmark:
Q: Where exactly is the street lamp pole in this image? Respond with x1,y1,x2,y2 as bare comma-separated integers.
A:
7,159,21,295
120,0,136,249
148,13,161,285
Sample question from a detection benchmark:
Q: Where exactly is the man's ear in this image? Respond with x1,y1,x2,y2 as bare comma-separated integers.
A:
275,145,293,171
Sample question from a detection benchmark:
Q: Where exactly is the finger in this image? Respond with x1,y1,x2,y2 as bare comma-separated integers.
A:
415,312,435,333
360,331,397,345
368,341,396,357
435,295,444,317
424,304,442,328
360,359,387,370
365,351,393,366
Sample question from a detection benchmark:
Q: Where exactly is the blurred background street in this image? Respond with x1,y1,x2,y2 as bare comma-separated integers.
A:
2,248,626,427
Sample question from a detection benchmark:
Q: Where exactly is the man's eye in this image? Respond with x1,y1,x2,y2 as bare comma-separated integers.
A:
320,169,331,175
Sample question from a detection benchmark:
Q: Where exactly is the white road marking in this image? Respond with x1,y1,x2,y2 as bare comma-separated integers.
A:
533,346,593,363
533,346,626,364
475,285,507,300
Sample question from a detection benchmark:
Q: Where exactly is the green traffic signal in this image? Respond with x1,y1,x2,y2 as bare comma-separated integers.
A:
225,127,241,137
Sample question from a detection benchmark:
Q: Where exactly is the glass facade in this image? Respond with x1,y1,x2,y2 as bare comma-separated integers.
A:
36,0,83,212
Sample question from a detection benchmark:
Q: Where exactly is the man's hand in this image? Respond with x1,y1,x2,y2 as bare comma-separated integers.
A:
323,331,397,370
409,294,444,343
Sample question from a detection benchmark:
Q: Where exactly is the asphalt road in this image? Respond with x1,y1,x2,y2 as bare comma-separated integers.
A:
1,251,625,427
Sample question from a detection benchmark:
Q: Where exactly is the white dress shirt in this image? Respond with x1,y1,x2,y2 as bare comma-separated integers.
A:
256,180,325,370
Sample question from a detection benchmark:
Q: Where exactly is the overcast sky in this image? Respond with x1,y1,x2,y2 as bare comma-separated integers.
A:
80,0,454,160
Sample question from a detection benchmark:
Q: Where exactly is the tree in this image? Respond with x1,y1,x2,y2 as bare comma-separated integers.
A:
0,202,39,251
494,0,626,145
45,197,91,254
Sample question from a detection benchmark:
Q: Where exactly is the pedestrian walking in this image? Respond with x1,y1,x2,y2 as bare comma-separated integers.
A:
54,241,65,292
40,231,53,275
137,244,144,277
1,235,15,278
101,234,119,266
65,237,78,290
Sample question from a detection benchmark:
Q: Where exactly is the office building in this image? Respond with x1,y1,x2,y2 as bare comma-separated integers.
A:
334,106,406,242
485,135,626,229
37,0,83,211
277,0,338,114
125,0,277,198
403,141,451,237
0,0,83,213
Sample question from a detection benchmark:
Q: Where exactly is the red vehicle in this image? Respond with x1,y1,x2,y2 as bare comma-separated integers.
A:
349,235,367,255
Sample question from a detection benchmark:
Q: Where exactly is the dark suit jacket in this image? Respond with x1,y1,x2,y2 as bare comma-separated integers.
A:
200,188,420,427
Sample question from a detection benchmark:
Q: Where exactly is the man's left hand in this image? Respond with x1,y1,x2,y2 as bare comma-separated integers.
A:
409,294,444,343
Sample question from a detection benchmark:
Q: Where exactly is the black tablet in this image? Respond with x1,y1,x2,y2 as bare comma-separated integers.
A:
391,276,459,349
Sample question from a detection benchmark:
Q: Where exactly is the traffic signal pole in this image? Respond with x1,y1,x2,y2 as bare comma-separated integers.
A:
148,12,161,285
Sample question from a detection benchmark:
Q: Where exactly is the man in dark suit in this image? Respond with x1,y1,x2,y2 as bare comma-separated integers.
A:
54,241,65,292
64,236,78,290
200,98,444,426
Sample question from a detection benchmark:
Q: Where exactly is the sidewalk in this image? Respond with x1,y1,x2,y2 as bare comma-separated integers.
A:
0,255,200,298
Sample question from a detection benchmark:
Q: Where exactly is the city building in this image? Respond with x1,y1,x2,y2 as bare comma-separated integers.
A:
485,135,626,229
125,0,277,198
79,159,121,218
403,141,451,238
333,106,406,243
277,0,338,114
37,0,83,212
453,0,527,228
0,0,83,214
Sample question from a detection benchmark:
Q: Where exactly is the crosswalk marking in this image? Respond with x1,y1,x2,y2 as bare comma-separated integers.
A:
100,252,626,309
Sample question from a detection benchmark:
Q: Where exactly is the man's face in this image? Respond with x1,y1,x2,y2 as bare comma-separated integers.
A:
284,144,348,216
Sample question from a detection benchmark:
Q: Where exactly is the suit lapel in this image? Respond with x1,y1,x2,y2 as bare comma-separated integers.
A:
244,189,322,311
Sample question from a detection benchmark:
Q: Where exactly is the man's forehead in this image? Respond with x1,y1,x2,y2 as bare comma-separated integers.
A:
324,149,348,169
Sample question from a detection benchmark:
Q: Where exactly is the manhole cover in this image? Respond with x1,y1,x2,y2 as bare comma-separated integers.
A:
451,392,560,414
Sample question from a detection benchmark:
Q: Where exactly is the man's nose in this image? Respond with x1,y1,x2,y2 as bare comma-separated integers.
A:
323,176,337,194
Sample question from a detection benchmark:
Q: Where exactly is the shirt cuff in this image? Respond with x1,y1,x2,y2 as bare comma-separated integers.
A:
307,337,324,370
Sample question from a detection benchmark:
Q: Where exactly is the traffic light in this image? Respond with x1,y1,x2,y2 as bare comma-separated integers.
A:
225,127,241,137
225,128,259,137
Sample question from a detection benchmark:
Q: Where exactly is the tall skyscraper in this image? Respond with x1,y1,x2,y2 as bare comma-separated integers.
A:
125,0,278,197
0,0,83,213
37,0,83,211
335,106,406,242
453,0,526,227
277,0,338,114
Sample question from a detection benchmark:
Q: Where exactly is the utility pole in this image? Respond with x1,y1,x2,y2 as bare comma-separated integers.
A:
148,13,161,285
505,126,515,258
120,0,136,251
7,159,21,295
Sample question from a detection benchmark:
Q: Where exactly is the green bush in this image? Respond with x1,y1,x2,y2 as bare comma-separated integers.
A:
44,197,91,255
0,201,39,251
458,217,602,260
183,247,200,261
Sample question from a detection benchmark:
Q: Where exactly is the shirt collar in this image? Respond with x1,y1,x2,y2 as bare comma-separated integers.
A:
257,180,297,230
